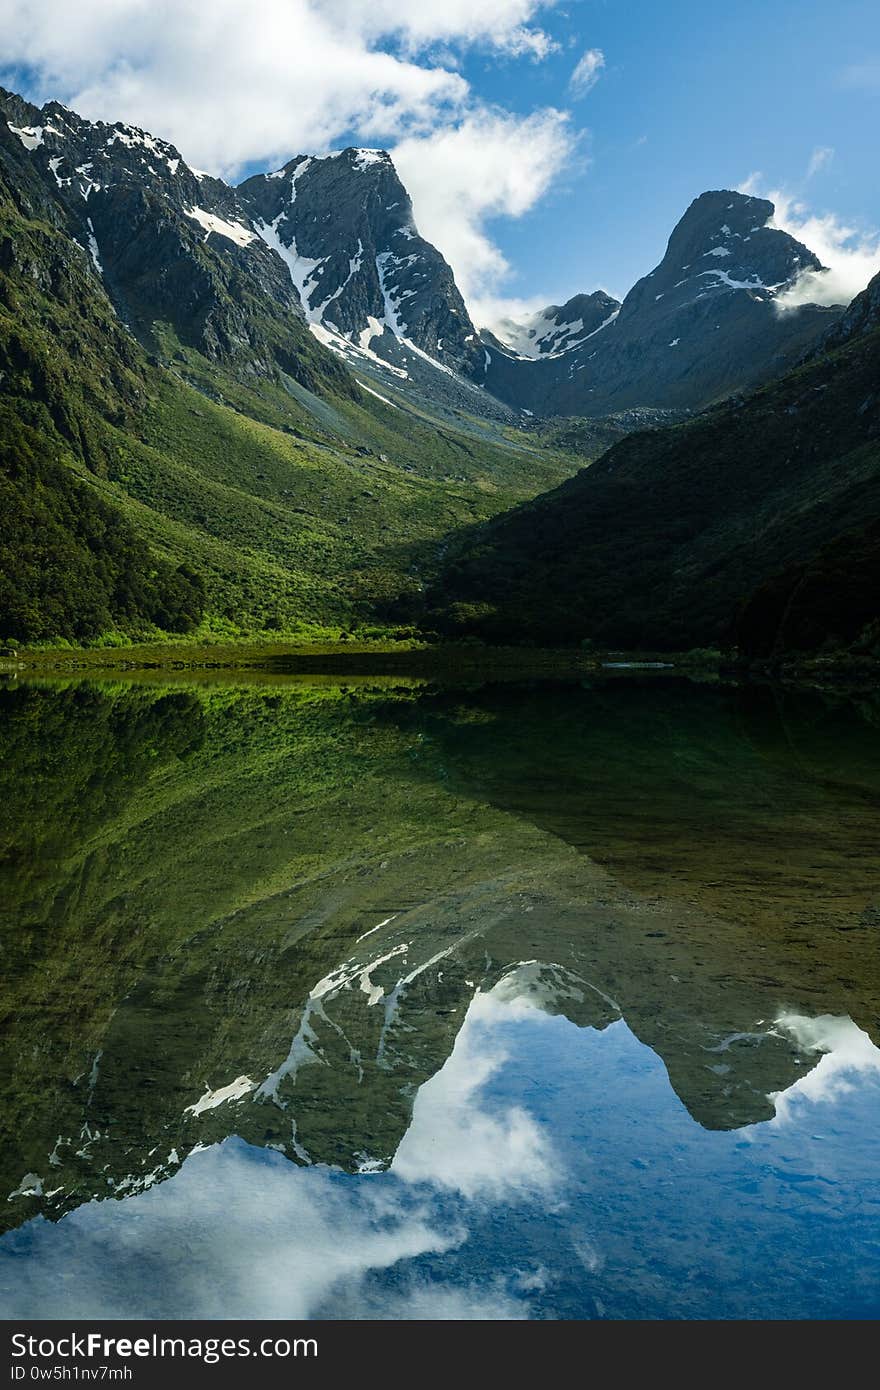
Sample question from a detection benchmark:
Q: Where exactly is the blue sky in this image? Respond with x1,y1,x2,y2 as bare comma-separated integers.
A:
2,0,878,324
455,0,880,303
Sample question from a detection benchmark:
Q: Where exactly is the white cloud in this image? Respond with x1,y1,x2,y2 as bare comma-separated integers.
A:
768,190,880,308
738,176,880,309
0,1,580,324
569,47,605,97
0,0,559,175
337,0,560,59
736,171,764,197
806,145,834,179
769,1013,880,1125
392,988,560,1200
476,293,558,341
0,1141,463,1319
393,108,575,315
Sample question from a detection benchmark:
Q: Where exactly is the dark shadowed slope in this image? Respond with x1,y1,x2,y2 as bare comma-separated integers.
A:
424,273,880,654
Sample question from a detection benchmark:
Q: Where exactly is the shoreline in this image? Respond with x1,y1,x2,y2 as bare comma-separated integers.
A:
1,638,878,689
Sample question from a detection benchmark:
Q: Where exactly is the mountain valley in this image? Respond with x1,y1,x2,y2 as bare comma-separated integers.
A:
1,84,877,660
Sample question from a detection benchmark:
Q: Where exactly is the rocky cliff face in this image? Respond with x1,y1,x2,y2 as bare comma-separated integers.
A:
0,85,859,425
0,87,349,395
238,148,485,379
482,190,844,415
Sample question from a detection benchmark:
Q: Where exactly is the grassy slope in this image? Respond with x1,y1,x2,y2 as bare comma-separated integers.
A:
0,176,579,644
423,325,880,651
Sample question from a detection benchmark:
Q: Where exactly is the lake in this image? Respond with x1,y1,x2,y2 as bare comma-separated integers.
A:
1,673,879,1319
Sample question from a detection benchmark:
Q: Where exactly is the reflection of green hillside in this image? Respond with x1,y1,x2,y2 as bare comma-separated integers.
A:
409,681,880,938
2,677,879,1234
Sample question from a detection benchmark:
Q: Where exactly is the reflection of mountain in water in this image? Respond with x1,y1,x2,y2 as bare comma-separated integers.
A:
1,678,878,1233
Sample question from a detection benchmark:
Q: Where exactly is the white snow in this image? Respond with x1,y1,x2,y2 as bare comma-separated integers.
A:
8,1173,43,1199
359,314,387,350
185,1075,255,1116
704,246,731,257
376,945,458,1067
489,306,589,361
376,251,406,334
572,307,620,346
311,320,409,380
309,239,364,323
47,156,66,187
356,379,399,409
255,215,324,313
288,157,313,202
185,205,256,247
86,218,103,274
74,164,102,200
8,124,45,150
353,149,387,171
356,914,399,943
697,267,770,292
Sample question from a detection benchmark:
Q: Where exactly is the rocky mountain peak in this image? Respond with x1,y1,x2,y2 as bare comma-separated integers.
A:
622,189,824,321
238,148,483,379
485,290,621,360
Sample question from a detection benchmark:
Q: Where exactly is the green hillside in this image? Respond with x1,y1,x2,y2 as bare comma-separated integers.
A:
0,181,577,645
422,322,880,655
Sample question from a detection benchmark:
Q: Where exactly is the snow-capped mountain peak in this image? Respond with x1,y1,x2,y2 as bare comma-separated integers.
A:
237,147,484,383
486,292,621,360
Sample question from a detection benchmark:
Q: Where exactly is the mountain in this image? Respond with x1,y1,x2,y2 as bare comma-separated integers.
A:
421,274,880,654
0,82,869,651
483,291,621,361
0,88,348,395
481,190,843,416
238,149,485,383
0,87,580,644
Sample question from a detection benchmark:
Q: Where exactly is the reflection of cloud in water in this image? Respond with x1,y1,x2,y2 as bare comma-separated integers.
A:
392,986,559,1200
769,1013,880,1124
2,995,879,1321
0,1145,464,1319
0,988,556,1320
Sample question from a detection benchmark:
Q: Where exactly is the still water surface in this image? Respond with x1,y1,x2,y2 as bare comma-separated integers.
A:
0,675,878,1319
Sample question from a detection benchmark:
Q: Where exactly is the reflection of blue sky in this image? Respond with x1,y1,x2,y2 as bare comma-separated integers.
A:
2,987,880,1321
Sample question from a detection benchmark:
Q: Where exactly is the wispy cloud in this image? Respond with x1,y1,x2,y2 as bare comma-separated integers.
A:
837,57,880,89
569,47,605,97
806,145,834,179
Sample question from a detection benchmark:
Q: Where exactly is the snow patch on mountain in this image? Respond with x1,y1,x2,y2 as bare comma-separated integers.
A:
356,379,399,408
255,215,323,312
6,122,63,149
352,149,388,172
185,205,256,247
85,218,103,275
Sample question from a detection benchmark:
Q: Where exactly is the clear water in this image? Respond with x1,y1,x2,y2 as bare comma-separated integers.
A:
1,675,878,1319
